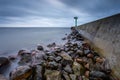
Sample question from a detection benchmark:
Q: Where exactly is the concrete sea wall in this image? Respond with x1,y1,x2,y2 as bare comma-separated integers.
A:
76,13,120,78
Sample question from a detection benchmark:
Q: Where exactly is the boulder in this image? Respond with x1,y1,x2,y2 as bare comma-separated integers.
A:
47,42,56,48
18,52,32,65
8,55,17,61
0,57,10,74
18,50,29,56
18,50,32,65
0,57,10,67
44,69,62,80
10,65,33,80
37,45,44,51
31,50,45,64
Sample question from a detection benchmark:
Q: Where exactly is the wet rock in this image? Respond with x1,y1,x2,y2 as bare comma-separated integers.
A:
64,44,69,48
37,45,44,51
18,50,29,56
0,57,10,67
47,42,56,48
0,57,10,73
10,65,33,80
64,65,73,74
0,74,7,80
31,50,45,64
44,69,62,80
62,37,67,40
8,55,17,61
18,50,32,65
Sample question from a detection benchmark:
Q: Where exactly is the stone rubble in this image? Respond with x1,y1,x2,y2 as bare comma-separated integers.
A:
0,27,116,80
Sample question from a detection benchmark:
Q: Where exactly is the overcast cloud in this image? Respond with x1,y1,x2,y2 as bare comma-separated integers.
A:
0,0,120,27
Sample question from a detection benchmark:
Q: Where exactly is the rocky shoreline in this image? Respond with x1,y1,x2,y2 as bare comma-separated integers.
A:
0,27,117,80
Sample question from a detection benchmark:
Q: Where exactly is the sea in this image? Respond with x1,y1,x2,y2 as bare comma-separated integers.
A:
0,27,70,78
0,27,70,56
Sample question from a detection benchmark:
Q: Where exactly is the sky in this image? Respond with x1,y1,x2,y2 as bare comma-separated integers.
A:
0,0,120,27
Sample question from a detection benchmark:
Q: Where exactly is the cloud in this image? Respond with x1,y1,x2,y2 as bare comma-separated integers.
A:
0,0,119,27
0,16,72,27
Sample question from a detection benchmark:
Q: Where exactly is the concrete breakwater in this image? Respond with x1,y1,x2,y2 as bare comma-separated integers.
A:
0,27,117,80
76,13,120,79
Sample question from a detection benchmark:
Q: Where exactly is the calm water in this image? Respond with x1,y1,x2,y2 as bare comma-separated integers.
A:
0,27,70,56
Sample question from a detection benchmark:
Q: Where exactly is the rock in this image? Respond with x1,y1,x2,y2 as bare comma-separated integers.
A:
76,50,83,56
47,56,54,61
54,46,62,53
67,51,74,55
64,47,70,52
69,74,77,80
37,45,44,51
8,55,17,61
31,50,45,64
43,55,49,60
83,49,91,55
0,57,10,67
60,52,73,67
72,61,84,76
89,71,109,79
62,37,67,40
47,61,59,70
0,74,7,80
0,57,10,74
44,69,62,80
54,56,62,62
45,51,52,56
35,65,44,80
64,65,73,74
10,66,33,80
62,71,71,80
18,52,32,65
47,42,56,48
60,52,73,61
18,50,29,56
